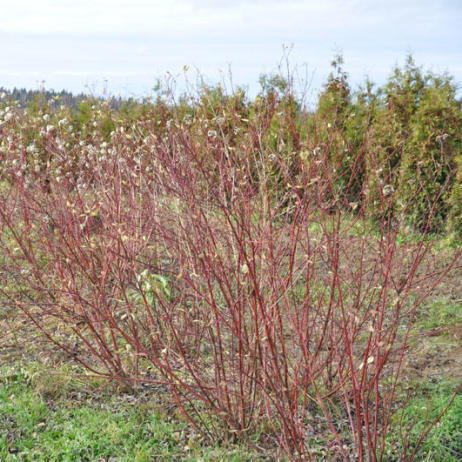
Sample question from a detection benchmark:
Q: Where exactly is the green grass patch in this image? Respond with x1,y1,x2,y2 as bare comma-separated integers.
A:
387,381,462,462
0,362,267,461
416,298,462,332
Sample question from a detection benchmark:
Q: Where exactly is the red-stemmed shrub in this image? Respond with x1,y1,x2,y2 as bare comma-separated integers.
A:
0,89,459,461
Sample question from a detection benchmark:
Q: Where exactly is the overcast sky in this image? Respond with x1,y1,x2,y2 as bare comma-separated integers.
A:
1,0,461,100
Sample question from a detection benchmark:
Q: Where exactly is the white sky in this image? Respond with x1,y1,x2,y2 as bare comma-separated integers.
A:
1,0,461,99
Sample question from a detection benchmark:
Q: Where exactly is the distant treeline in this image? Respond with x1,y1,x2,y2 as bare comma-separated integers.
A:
0,86,138,111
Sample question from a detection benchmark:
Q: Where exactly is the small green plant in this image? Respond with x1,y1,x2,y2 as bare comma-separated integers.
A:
137,269,171,302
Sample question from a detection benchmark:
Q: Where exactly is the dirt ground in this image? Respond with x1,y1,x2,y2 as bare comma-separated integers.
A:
402,246,462,382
